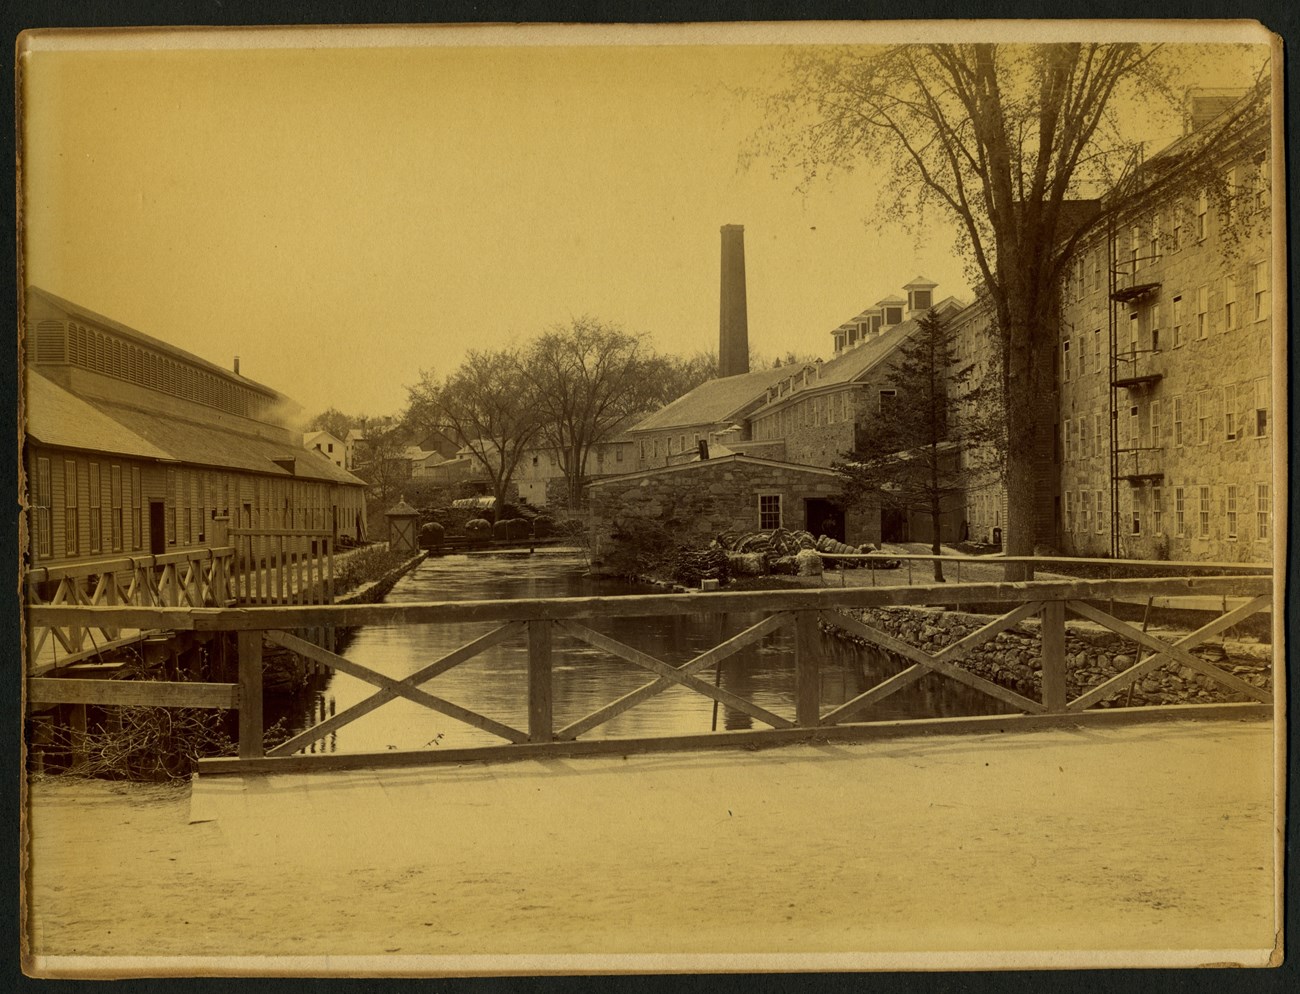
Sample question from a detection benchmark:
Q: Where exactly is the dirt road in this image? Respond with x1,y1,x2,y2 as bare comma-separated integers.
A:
24,719,1278,974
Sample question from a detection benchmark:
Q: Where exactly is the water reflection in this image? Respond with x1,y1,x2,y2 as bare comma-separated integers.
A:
279,553,1012,753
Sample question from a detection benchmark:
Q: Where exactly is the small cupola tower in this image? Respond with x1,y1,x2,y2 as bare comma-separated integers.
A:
904,276,939,318
877,295,907,328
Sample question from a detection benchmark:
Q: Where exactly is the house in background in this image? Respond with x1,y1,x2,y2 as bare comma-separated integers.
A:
303,429,346,469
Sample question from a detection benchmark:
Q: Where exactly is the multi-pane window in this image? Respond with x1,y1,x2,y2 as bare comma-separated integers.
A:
110,465,123,552
1130,224,1142,273
1149,214,1160,264
1128,312,1139,357
1063,418,1072,461
1225,384,1237,441
1172,396,1183,446
131,466,142,550
1195,190,1208,241
1196,392,1211,445
758,494,782,530
1223,276,1237,331
1254,379,1269,438
1226,485,1238,539
1093,329,1102,371
64,460,79,555
1252,261,1269,321
33,457,52,558
1172,295,1184,346
1198,486,1211,538
1081,491,1092,534
1149,302,1162,351
1080,417,1089,458
1150,399,1162,446
1196,285,1209,339
1131,498,1141,536
1257,483,1270,540
1129,405,1139,445
1152,486,1163,535
1095,490,1105,533
1094,413,1103,456
1062,340,1071,381
1174,486,1186,537
1078,336,1087,375
1064,491,1074,531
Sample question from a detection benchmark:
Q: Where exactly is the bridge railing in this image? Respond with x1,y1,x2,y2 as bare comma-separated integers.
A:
25,573,1275,773
24,546,238,674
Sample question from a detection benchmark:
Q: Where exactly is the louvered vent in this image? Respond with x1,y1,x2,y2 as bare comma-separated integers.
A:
33,320,67,364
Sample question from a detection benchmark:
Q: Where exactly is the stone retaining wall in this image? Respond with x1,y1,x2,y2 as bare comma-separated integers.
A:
827,606,1271,707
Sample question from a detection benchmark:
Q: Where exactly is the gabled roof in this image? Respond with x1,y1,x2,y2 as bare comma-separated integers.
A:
589,452,841,486
26,369,364,485
304,429,344,447
25,371,174,462
630,363,794,434
755,297,966,415
26,285,281,399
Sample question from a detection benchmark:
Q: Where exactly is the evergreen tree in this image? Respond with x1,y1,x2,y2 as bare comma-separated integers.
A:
833,310,1000,582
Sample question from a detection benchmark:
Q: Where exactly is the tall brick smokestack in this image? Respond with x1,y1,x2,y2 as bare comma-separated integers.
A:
719,224,749,377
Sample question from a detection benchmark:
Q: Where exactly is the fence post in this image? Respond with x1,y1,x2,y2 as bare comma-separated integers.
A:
795,610,821,727
237,629,265,758
527,619,553,743
1040,599,1067,712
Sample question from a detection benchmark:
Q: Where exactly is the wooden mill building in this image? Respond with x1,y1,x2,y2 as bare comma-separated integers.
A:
23,286,368,572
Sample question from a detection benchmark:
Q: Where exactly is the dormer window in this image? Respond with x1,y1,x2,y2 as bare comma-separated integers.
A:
868,315,882,334
909,289,932,310
884,306,904,325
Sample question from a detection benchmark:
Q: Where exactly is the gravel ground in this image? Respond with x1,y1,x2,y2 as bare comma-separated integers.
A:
24,718,1278,975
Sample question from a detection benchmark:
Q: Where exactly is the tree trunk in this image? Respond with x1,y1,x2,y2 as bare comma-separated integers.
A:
1002,293,1040,582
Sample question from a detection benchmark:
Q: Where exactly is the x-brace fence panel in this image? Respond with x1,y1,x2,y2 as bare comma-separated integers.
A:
555,616,796,734
1066,597,1272,708
818,602,1048,725
263,622,529,756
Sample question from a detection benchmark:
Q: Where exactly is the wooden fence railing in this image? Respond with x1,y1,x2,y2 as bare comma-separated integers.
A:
24,547,238,674
25,573,1274,774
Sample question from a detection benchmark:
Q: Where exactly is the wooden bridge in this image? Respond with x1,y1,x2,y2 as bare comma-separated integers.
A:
25,571,1275,775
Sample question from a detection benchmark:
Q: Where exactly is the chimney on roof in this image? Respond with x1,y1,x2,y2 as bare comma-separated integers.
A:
719,224,749,378
234,355,241,375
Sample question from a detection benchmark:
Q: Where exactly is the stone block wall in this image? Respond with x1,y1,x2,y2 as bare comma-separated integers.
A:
588,458,873,565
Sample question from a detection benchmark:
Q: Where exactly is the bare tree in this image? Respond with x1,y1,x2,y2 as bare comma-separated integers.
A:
525,318,662,512
646,350,717,405
306,407,363,440
759,43,1269,575
354,421,409,508
405,349,543,513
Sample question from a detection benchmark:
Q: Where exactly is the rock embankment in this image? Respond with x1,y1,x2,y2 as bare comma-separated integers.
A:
827,607,1272,707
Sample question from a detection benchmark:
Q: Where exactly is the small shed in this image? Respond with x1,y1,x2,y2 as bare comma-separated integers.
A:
385,498,422,555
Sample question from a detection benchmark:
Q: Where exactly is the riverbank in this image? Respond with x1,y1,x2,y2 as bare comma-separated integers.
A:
25,718,1277,974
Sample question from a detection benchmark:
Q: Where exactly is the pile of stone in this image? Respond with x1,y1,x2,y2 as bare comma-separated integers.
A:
830,606,1271,707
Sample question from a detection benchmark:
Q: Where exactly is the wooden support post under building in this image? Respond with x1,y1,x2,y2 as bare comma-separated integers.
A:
237,630,265,758
527,619,553,743
795,610,821,727
1040,600,1067,713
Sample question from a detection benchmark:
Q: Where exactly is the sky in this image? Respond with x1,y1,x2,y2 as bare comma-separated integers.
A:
20,24,1272,421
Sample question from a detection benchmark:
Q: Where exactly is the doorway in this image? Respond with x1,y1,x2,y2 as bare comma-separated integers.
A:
804,498,844,543
881,505,908,543
148,500,166,554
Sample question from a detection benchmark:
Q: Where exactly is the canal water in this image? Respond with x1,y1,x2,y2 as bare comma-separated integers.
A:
286,552,1011,754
